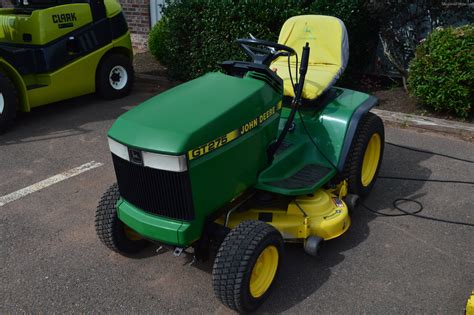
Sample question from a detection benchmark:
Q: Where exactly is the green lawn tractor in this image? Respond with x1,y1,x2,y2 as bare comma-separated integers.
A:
95,15,385,312
0,0,134,133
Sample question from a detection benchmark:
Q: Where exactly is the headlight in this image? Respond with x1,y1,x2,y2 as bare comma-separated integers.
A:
108,137,187,172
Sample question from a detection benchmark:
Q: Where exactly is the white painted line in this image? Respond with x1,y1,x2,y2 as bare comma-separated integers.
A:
0,161,103,207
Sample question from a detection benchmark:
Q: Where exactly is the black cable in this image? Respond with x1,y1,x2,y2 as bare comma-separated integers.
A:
359,142,474,227
287,53,299,91
287,54,293,88
296,53,299,86
379,141,474,184
295,134,474,226
378,176,474,185
361,198,423,217
386,142,474,164
360,199,474,227
267,53,300,161
294,199,308,217
297,110,338,170
284,56,472,227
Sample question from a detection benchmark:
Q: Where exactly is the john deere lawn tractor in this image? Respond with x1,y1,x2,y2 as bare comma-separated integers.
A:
0,0,134,133
96,15,385,312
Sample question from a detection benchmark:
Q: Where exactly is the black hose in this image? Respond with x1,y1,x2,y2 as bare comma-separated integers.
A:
268,44,309,161
360,143,474,227
297,110,338,170
386,142,474,164
361,198,474,227
287,53,298,91
285,57,473,227
378,176,474,185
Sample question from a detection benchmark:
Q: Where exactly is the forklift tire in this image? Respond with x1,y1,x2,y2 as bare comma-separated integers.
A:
0,73,18,134
95,183,148,254
343,112,384,198
96,54,134,100
212,220,283,313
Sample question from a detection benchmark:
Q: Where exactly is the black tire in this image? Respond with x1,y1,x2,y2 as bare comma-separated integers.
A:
96,53,134,99
212,220,283,313
0,73,18,134
95,183,148,254
342,112,384,198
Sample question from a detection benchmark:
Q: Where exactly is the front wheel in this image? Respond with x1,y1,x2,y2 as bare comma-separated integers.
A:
95,183,148,254
212,220,283,313
96,53,134,99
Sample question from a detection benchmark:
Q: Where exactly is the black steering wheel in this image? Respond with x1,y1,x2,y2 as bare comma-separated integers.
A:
236,38,296,66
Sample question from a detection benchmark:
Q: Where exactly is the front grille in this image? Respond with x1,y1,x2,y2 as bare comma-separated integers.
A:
112,154,195,221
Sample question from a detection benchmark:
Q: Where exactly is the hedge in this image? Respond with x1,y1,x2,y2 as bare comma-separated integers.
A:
149,0,377,81
408,25,473,118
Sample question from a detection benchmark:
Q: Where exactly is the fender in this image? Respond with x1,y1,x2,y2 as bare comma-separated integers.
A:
309,89,378,172
0,58,30,112
337,95,378,171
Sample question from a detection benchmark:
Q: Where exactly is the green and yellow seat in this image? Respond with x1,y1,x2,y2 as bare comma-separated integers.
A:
272,15,349,101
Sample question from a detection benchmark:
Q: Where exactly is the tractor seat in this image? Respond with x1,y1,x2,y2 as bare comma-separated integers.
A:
272,15,349,100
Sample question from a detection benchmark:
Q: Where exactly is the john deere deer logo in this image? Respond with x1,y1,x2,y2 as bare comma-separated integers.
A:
303,23,316,40
128,149,143,165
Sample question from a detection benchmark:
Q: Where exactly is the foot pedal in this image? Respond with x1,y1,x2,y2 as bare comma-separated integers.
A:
268,164,331,189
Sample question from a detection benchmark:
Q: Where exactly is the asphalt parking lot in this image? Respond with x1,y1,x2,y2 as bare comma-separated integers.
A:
1,81,473,313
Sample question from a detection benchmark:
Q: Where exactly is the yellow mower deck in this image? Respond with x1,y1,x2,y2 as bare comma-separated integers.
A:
467,291,474,315
217,183,351,242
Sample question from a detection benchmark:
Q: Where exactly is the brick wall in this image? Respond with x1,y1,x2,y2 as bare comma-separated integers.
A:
119,0,150,51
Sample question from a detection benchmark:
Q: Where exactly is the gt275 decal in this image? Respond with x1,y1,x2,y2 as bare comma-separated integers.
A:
188,102,282,160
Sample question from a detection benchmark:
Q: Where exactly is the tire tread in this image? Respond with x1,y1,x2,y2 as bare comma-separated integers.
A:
212,220,283,312
94,183,147,254
342,112,384,197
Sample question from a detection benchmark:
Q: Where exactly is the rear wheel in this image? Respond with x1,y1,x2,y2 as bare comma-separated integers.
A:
0,73,18,134
95,183,148,254
343,112,384,198
212,220,283,313
96,53,134,99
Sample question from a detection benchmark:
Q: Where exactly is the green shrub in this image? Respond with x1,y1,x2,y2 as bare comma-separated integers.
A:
408,25,474,118
149,0,376,81
148,19,169,61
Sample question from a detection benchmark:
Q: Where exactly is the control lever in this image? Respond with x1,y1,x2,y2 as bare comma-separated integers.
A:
267,42,311,162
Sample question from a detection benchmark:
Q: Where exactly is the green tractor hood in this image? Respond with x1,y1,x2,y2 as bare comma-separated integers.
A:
108,72,281,155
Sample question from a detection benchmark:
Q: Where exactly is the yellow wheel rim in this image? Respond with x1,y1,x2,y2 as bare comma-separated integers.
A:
361,133,382,187
249,245,279,298
123,225,142,241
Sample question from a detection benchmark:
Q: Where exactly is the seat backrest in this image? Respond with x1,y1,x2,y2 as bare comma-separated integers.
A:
278,15,349,70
